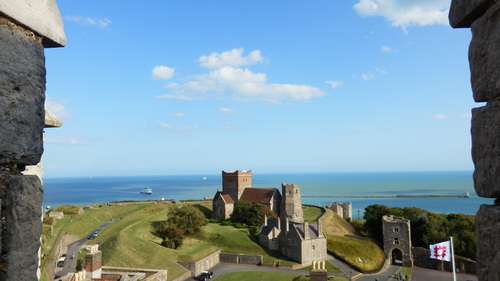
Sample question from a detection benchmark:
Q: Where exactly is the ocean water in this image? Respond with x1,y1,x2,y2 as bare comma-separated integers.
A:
42,171,493,217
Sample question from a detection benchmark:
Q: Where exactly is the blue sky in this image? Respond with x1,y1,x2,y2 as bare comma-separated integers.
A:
43,0,476,178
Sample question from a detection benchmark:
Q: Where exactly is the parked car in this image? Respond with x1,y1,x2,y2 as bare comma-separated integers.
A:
196,271,213,281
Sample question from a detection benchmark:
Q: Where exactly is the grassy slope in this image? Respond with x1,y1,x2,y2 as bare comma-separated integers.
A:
50,203,384,280
319,209,385,272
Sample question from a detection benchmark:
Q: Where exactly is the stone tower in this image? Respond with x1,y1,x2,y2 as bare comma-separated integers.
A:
280,183,304,223
222,170,252,202
382,215,413,267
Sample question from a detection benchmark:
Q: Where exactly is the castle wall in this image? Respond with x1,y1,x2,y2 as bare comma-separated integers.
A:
449,1,500,280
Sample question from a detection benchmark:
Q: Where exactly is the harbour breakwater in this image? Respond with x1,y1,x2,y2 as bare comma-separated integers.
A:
302,194,470,198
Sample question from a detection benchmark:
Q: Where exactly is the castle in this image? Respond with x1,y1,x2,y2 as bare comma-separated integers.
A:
212,170,327,264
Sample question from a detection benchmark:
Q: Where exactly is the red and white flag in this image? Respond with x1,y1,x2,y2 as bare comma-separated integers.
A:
429,240,451,261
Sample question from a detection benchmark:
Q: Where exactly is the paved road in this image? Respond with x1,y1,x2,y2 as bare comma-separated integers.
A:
53,220,116,280
412,267,477,281
186,257,478,281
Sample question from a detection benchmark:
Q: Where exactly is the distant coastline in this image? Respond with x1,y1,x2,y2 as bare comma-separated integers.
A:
43,171,490,216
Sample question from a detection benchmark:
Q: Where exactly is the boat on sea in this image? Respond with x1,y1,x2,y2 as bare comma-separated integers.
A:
140,188,153,194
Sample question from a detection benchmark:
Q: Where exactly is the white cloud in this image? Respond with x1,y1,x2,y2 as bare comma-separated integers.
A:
219,107,236,114
45,136,89,145
381,45,398,53
158,122,199,130
152,66,175,80
325,80,344,89
65,16,112,28
353,0,449,31
45,96,72,119
361,67,386,81
170,112,185,117
460,113,472,119
162,66,324,104
217,124,236,131
198,48,265,69
155,49,324,104
362,73,376,81
431,114,447,119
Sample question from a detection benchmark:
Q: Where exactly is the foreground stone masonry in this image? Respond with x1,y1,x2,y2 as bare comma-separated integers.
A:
472,103,500,198
469,2,500,102
0,22,46,166
450,1,500,280
475,205,500,280
0,174,43,280
0,1,65,280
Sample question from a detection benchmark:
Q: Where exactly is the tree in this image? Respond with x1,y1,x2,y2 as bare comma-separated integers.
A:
151,205,207,249
363,204,477,260
363,204,390,243
230,201,277,227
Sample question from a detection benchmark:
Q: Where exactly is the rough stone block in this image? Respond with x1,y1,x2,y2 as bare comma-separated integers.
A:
469,1,500,102
472,103,500,198
476,205,500,281
0,0,66,47
1,174,43,280
0,23,45,166
449,0,496,28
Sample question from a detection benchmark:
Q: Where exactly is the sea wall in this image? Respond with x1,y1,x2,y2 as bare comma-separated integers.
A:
449,1,500,280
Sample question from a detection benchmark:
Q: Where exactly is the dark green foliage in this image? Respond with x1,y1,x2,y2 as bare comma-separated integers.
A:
152,205,207,249
220,220,232,226
363,204,476,260
230,201,277,227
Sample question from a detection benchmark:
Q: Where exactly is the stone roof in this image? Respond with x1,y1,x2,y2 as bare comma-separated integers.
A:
239,188,276,204
294,222,320,239
261,217,321,240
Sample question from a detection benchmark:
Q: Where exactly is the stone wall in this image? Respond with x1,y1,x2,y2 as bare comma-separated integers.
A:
219,253,263,265
178,250,220,277
449,1,500,280
412,247,477,275
0,2,65,280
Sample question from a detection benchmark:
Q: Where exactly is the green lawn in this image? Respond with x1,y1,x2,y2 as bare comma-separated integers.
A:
302,206,325,222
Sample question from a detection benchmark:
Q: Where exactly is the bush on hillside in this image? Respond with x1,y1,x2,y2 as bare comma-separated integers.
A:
152,205,207,249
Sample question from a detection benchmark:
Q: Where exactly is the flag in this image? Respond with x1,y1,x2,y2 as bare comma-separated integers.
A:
429,240,451,261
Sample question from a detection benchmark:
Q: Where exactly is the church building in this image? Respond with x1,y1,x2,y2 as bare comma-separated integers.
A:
212,170,327,265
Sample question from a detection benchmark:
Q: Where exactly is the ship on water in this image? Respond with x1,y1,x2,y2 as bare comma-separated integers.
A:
140,188,153,194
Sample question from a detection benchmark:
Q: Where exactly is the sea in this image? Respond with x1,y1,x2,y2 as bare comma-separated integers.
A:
42,171,493,217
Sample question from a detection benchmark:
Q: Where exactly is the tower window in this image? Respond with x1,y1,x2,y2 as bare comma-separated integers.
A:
394,227,399,232
394,238,399,245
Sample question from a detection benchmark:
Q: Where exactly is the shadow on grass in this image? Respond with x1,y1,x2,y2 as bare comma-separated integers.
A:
193,204,212,219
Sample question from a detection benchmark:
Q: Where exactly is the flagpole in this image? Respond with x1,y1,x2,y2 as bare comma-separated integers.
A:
450,237,456,281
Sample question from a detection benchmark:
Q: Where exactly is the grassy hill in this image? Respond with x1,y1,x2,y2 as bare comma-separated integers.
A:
45,203,385,280
319,209,385,272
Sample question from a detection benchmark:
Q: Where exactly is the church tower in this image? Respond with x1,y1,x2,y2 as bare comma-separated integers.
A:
222,170,252,202
280,183,304,223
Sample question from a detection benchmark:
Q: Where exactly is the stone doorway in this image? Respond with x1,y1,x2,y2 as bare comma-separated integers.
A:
391,248,403,265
